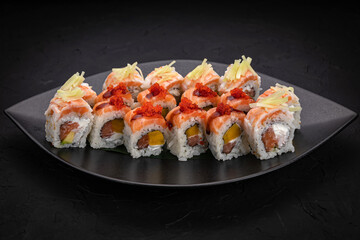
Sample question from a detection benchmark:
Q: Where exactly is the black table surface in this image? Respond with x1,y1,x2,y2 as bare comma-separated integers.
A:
1,3,359,239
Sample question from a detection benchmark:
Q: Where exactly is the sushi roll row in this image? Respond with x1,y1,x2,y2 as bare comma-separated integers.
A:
45,57,302,161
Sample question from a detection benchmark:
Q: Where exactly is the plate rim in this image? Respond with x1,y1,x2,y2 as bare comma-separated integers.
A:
4,59,359,188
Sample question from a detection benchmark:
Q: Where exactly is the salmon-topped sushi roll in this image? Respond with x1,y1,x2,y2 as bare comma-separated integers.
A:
205,103,250,160
218,56,261,99
257,83,302,129
166,97,208,161
142,61,183,101
219,87,255,113
88,95,131,149
95,82,134,109
123,102,168,158
181,83,220,111
137,83,177,118
182,58,220,92
45,72,93,148
244,87,301,160
79,83,97,107
103,62,144,100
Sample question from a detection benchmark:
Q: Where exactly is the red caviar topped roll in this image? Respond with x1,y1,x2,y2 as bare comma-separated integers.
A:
147,83,168,99
215,103,232,116
230,88,251,99
101,83,129,100
95,82,134,107
107,83,128,95
94,96,128,112
193,83,217,97
109,95,126,110
179,97,200,113
134,102,163,117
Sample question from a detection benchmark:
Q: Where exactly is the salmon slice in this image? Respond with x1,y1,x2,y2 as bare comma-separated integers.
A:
219,91,254,112
136,87,176,109
166,107,206,130
95,89,133,106
181,87,219,109
47,97,92,118
79,83,97,106
103,71,144,92
182,67,220,91
93,101,131,117
205,108,245,135
124,107,167,133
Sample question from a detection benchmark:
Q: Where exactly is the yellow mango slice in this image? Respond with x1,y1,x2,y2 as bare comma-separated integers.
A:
185,124,200,138
223,124,241,144
111,119,124,133
61,131,75,145
148,131,165,146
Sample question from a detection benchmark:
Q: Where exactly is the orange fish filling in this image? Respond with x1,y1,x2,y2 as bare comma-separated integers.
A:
60,121,79,144
261,127,278,152
101,118,125,138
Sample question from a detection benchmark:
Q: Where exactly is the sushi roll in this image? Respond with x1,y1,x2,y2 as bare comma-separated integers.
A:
244,87,301,160
103,62,144,100
95,82,135,109
205,103,250,161
219,87,255,113
45,72,93,148
88,95,131,149
137,83,177,118
181,83,220,111
257,83,302,129
79,82,97,107
166,97,208,161
182,58,220,92
123,102,168,158
218,56,261,99
142,61,183,101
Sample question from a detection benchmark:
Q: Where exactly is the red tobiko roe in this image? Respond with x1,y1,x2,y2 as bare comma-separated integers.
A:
230,88,251,99
108,83,128,95
109,95,125,109
134,102,163,117
148,83,168,98
179,97,200,113
216,103,232,116
193,83,218,97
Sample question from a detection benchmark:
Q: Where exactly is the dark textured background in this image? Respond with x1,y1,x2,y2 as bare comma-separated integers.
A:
1,3,359,239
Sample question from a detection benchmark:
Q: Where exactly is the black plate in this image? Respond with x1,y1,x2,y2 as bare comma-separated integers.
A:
4,60,357,187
